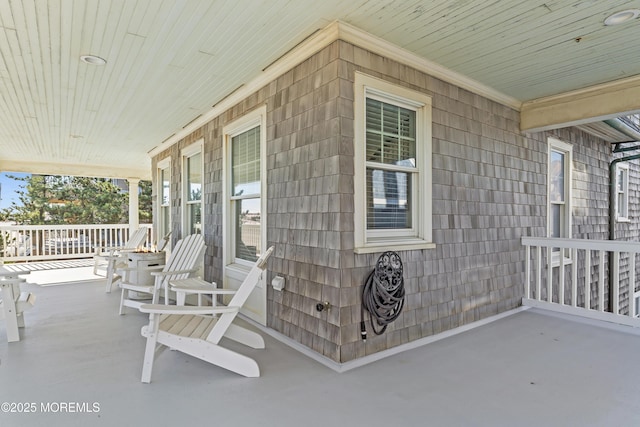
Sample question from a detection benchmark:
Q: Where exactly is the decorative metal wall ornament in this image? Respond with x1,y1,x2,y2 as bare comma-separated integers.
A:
360,251,405,341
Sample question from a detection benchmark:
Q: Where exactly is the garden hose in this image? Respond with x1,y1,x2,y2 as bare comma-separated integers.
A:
360,251,405,341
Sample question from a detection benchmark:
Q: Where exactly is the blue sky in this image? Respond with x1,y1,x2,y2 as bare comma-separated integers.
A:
0,172,29,209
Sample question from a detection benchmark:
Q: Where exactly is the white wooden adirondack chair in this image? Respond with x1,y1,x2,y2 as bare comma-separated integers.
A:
0,271,36,343
118,234,205,314
94,227,149,293
138,246,274,383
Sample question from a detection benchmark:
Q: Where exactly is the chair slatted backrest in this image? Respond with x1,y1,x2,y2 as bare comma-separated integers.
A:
206,246,274,344
124,228,149,251
159,234,206,287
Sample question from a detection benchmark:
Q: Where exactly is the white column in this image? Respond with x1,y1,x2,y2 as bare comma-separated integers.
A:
128,179,140,232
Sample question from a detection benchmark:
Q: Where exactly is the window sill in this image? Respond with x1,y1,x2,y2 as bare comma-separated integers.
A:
354,239,436,254
616,217,631,223
225,262,264,288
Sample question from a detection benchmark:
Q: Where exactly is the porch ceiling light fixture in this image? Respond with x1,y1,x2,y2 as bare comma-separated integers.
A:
80,54,107,65
604,9,640,26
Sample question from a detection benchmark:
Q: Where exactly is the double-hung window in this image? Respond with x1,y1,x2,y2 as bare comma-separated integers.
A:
224,106,266,266
548,138,572,240
615,163,629,222
182,141,203,235
354,73,433,253
157,157,171,244
548,137,572,266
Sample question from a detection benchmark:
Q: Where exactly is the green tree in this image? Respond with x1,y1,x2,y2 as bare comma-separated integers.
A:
55,177,127,224
4,174,59,224
2,175,151,225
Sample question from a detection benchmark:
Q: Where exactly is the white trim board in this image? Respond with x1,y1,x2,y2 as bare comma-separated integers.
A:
148,21,520,158
522,298,640,330
241,306,528,373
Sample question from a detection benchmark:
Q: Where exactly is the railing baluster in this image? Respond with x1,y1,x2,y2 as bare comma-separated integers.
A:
524,245,530,299
547,247,553,303
535,246,541,301
584,249,591,310
612,251,620,315
571,248,577,307
629,253,636,318
598,250,605,312
559,252,565,305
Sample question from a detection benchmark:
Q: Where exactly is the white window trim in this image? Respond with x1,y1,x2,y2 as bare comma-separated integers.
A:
547,137,572,266
157,157,172,246
354,72,434,254
222,105,267,274
181,139,204,236
634,290,640,318
615,163,630,222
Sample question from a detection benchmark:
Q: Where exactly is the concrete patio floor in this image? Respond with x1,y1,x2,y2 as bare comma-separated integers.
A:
1,263,640,426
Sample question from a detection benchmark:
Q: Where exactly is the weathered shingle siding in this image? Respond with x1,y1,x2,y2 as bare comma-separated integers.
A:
151,39,624,363
335,41,549,361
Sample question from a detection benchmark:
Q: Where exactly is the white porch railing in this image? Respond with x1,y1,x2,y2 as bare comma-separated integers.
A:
0,224,153,263
522,236,640,327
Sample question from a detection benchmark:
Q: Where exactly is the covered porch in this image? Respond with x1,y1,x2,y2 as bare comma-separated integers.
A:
1,268,639,426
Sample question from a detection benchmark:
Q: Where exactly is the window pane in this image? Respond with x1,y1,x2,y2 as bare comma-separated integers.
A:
235,198,261,262
232,127,260,196
618,196,625,218
366,98,416,167
161,168,170,206
549,151,564,202
617,169,625,192
366,168,412,229
188,203,201,234
161,206,170,237
550,204,561,238
187,153,202,202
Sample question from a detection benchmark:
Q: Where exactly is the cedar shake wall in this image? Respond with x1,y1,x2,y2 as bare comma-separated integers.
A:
151,40,628,363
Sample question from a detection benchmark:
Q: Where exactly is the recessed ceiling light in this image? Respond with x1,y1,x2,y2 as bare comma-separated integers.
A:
604,9,640,26
80,55,107,65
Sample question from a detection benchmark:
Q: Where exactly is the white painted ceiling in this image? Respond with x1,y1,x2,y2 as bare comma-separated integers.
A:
1,0,640,179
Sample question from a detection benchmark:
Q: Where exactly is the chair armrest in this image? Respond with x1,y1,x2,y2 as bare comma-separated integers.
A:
171,286,237,296
139,304,239,315
150,268,198,277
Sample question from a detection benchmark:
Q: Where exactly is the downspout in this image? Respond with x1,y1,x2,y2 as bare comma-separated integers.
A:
605,118,640,312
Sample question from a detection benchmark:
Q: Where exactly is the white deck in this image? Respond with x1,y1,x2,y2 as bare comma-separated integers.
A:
2,264,640,426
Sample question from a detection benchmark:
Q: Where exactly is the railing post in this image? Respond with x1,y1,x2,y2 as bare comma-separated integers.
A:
128,179,140,233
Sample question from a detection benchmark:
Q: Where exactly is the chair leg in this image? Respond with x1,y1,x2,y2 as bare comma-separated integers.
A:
141,316,160,383
105,266,114,293
119,287,127,315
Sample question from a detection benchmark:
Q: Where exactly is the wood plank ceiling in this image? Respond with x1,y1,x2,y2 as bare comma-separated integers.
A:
0,0,639,179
